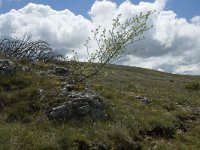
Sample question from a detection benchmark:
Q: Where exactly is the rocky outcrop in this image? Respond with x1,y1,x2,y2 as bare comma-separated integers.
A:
0,59,16,75
49,88,107,121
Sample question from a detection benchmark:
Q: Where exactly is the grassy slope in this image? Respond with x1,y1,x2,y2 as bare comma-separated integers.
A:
0,60,200,150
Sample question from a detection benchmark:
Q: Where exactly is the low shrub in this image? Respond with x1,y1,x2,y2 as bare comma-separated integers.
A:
185,82,200,90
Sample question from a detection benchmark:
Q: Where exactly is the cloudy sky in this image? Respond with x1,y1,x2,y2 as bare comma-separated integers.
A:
0,0,200,75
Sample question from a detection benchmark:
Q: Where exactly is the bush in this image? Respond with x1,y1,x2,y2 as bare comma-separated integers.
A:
0,34,62,61
185,82,200,90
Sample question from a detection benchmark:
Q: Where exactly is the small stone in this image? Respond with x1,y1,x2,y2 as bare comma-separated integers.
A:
21,66,30,72
60,83,75,96
91,143,110,150
0,59,16,75
38,89,45,100
135,96,151,104
36,70,46,76
52,66,69,76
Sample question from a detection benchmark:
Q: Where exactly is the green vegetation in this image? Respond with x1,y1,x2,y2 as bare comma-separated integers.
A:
185,82,200,90
0,59,200,150
66,11,152,84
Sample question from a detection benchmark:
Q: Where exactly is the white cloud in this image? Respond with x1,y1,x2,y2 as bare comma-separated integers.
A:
0,0,200,75
89,0,117,27
191,16,200,26
0,3,92,57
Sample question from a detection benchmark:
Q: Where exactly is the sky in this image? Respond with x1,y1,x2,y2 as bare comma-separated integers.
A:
0,0,200,75
0,0,200,20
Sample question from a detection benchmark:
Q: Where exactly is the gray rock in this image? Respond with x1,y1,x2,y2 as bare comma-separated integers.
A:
49,89,107,120
36,70,46,76
91,143,110,150
60,83,76,96
21,66,30,72
48,105,69,120
52,66,69,76
0,59,16,75
135,96,151,104
191,106,200,117
38,89,45,100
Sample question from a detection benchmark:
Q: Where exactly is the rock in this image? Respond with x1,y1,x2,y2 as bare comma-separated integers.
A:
18,64,30,72
69,88,107,119
75,141,110,150
39,89,45,94
60,82,76,96
189,106,200,118
38,89,45,100
135,96,151,104
193,107,200,116
36,70,46,76
48,105,69,120
49,88,107,120
52,66,69,76
21,66,30,72
91,143,110,150
0,59,16,75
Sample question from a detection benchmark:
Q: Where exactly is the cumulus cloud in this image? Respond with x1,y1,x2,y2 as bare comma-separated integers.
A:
0,0,200,75
0,3,92,57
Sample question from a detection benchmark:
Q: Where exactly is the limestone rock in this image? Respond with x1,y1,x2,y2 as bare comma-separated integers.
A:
0,59,16,75
49,88,107,121
48,105,69,120
60,82,76,96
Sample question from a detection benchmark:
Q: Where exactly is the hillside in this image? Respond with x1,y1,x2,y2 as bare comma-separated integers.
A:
0,58,200,150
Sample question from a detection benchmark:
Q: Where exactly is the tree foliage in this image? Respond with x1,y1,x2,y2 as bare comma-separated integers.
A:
67,11,153,84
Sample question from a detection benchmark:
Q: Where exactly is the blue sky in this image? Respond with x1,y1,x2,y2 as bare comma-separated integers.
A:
0,0,200,20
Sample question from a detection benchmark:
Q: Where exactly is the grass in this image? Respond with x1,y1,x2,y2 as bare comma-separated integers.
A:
0,60,200,149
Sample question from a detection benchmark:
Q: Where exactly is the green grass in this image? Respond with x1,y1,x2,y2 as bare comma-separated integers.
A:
0,60,200,149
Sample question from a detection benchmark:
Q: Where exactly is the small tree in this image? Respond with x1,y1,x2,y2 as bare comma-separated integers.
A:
0,34,62,61
67,11,153,84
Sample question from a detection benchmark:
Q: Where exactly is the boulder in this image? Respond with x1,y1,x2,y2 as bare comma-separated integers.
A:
0,59,16,75
49,88,107,121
